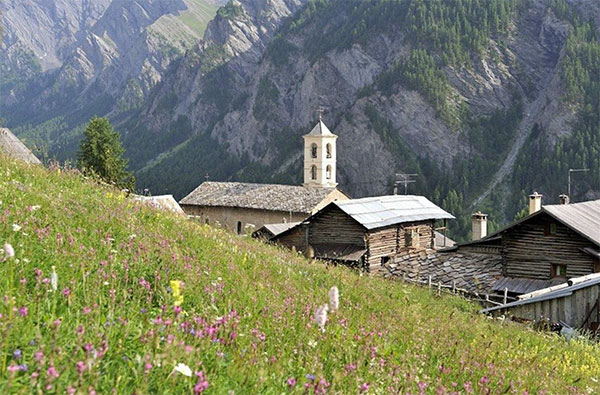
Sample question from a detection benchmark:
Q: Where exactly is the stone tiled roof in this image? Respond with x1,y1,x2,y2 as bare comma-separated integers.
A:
380,250,503,294
179,182,338,213
0,128,42,164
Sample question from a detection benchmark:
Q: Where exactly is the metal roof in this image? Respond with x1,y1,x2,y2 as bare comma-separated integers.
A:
544,200,600,246
260,222,300,238
491,277,564,295
482,273,600,314
333,195,455,230
0,128,42,164
180,182,342,213
134,195,185,215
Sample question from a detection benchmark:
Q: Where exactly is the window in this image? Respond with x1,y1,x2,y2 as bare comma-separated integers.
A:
544,222,557,236
326,143,332,158
326,165,332,179
237,221,242,235
405,228,420,248
311,143,318,158
311,165,317,180
381,256,391,266
552,264,567,278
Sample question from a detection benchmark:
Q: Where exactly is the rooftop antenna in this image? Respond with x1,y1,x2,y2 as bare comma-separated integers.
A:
394,173,418,195
568,168,589,200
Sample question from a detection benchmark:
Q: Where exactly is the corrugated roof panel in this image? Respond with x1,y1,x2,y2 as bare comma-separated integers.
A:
335,195,454,229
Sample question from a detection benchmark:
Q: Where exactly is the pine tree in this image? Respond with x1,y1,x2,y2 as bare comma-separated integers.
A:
77,116,135,191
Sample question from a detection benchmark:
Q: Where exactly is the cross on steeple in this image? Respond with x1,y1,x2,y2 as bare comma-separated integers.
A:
316,106,325,121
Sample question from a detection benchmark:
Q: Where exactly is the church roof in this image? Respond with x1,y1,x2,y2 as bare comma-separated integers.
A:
0,128,42,164
305,120,335,136
179,181,339,213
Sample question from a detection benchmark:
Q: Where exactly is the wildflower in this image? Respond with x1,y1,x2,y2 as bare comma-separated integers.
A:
306,374,316,381
3,243,14,259
7,365,20,373
287,377,297,388
170,280,184,306
194,371,209,393
12,224,22,232
47,365,59,378
18,307,28,317
76,361,86,374
13,349,22,360
360,383,370,392
51,266,58,291
144,363,152,373
314,304,328,332
62,288,71,297
329,286,339,311
173,362,192,377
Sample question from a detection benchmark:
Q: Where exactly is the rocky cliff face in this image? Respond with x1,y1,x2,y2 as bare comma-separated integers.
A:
131,0,586,203
1,0,225,131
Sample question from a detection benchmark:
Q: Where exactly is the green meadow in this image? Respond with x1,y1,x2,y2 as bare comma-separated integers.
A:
1,155,599,393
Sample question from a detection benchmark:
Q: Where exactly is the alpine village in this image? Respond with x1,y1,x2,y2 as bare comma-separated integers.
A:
1,0,599,393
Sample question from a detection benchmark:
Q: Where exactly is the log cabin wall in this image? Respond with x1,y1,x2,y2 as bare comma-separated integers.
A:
503,214,596,280
366,221,434,273
308,206,366,247
276,226,307,253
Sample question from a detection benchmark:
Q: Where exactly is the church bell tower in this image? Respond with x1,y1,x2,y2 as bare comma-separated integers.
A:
303,112,338,188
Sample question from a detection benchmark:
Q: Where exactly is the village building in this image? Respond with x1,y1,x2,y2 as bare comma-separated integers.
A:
179,118,349,233
134,195,186,216
270,195,455,272
0,128,42,165
458,197,600,297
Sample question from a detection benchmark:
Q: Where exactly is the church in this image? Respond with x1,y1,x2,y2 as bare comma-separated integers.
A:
179,117,350,233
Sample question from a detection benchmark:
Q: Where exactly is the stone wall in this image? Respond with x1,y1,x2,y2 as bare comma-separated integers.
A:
183,205,308,234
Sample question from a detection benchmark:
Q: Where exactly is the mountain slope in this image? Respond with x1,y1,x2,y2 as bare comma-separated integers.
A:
1,153,600,392
1,0,225,158
129,0,598,241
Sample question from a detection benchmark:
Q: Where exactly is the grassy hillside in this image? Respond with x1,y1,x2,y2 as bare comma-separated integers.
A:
0,155,599,393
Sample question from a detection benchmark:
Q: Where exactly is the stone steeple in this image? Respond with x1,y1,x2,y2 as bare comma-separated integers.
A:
303,115,338,188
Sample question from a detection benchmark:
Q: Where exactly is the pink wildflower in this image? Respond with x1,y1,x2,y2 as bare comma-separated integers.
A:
47,365,59,378
314,304,328,332
18,306,28,317
3,243,14,259
62,288,71,297
360,382,370,392
76,361,86,374
287,377,297,387
194,371,209,393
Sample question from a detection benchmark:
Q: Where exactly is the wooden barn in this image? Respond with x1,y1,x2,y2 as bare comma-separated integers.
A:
271,195,454,272
459,199,600,296
482,273,600,330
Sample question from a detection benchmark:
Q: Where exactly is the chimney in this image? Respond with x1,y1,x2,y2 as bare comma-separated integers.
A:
559,194,570,205
529,192,542,215
471,212,488,241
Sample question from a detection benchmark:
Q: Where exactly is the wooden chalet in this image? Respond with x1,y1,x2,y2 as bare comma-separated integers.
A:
271,195,454,272
458,199,600,296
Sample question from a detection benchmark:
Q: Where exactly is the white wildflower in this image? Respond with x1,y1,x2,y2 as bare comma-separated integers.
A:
51,266,58,291
173,362,192,377
12,224,22,232
31,205,41,211
329,286,339,312
3,243,15,259
314,304,328,332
